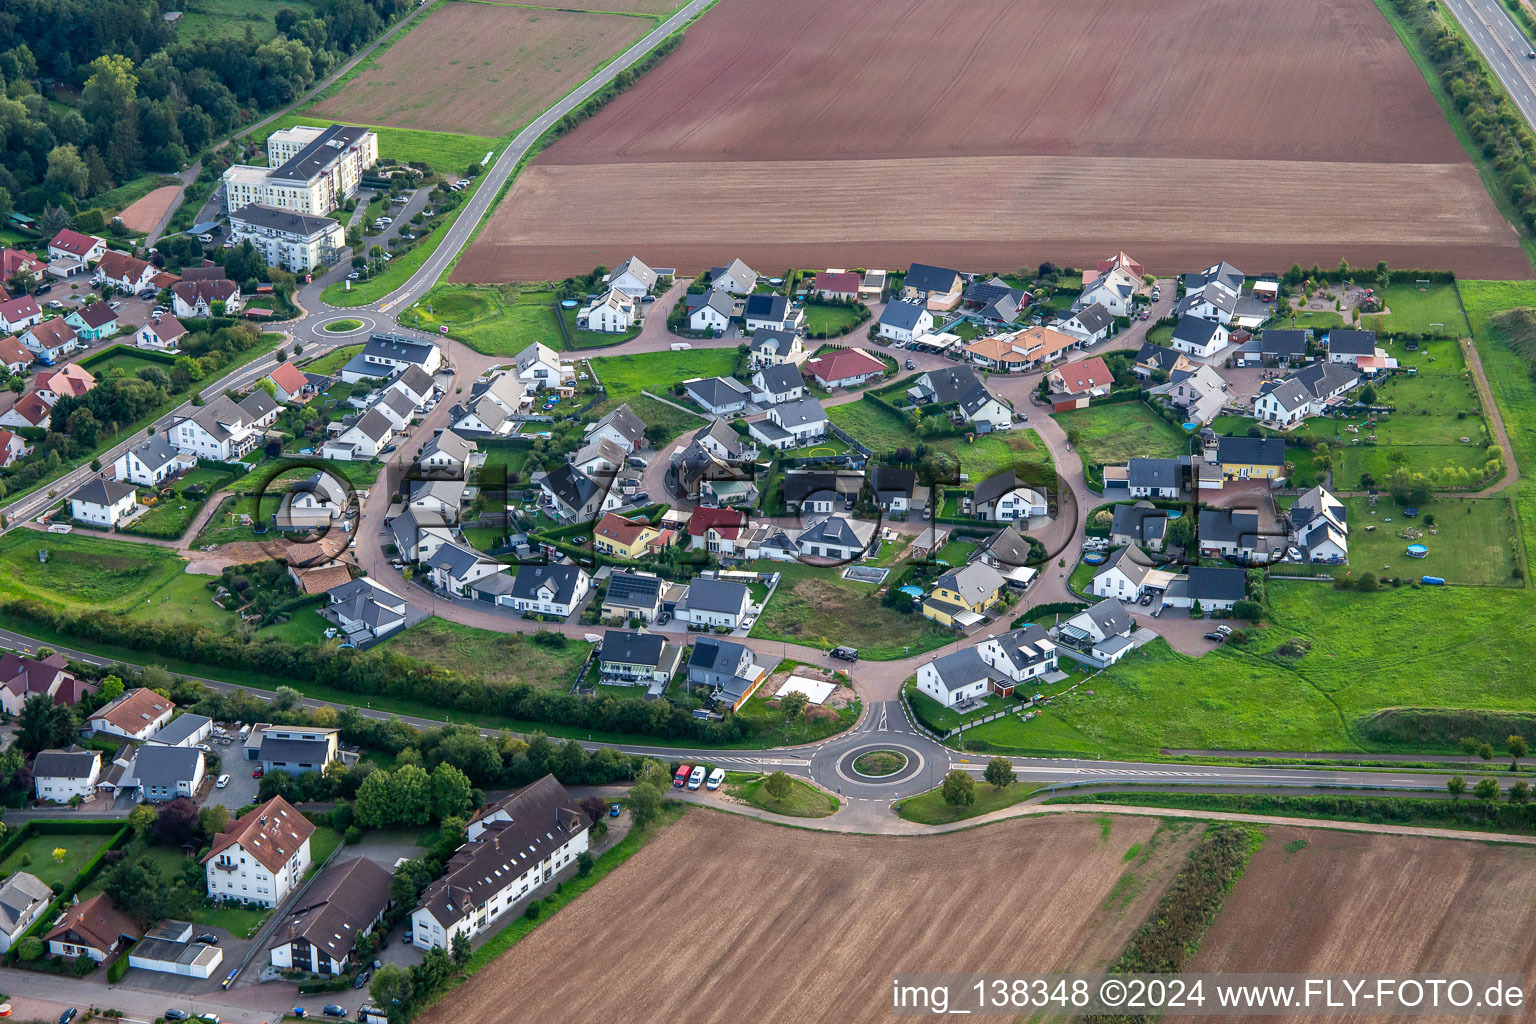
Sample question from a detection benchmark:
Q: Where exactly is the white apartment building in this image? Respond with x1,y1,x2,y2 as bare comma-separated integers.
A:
222,124,379,216
229,204,345,272
203,795,315,908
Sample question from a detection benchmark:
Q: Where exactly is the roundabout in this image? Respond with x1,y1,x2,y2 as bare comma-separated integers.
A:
834,740,926,788
311,313,378,338
323,318,364,333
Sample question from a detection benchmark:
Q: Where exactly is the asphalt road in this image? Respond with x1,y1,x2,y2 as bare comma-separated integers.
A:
1442,0,1536,128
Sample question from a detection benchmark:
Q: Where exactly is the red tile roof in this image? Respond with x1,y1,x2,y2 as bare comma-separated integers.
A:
203,795,316,874
1052,356,1113,396
48,230,103,258
88,687,172,736
70,303,117,329
594,512,656,548
5,392,50,426
96,250,152,284
0,249,44,279
37,364,96,398
0,296,40,322
44,893,137,953
25,318,75,351
802,347,886,384
144,314,187,343
267,361,308,396
0,335,30,367
686,505,746,539
814,271,861,295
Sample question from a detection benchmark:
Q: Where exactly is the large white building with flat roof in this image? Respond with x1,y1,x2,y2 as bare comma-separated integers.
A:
222,124,378,216
229,204,345,272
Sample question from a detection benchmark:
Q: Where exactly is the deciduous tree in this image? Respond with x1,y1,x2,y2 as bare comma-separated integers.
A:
941,769,975,808
983,757,1015,789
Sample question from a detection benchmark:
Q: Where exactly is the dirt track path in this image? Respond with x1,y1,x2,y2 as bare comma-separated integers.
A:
1458,336,1520,497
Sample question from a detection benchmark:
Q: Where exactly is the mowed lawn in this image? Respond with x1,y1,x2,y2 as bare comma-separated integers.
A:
176,0,317,42
589,349,738,401
0,530,186,613
255,115,496,177
827,399,1054,481
1054,401,1189,466
0,832,115,888
399,284,565,355
747,560,954,659
1362,281,1471,335
1342,497,1520,586
381,619,590,690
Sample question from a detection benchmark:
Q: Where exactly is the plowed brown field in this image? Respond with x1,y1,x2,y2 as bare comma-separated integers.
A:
421,810,1193,1024
1170,826,1536,1024
309,2,649,137
455,0,1532,281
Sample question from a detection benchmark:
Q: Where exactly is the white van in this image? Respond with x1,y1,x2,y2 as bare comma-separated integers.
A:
687,765,705,790
706,767,725,791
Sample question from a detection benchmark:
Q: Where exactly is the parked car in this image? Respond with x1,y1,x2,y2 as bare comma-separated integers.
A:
252,766,264,778
353,971,370,990
687,765,705,790
1138,592,1153,606
706,767,725,790
609,802,621,817
216,774,230,788
59,1011,77,1024
197,933,219,944
322,1006,348,1018
904,359,915,369
1203,631,1226,642
165,1012,189,1021
673,764,692,788
46,300,63,310
830,645,859,662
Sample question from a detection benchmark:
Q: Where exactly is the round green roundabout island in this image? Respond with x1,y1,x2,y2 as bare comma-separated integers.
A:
324,319,364,333
852,749,908,777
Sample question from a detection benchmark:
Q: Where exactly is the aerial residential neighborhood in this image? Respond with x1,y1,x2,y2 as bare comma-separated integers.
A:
0,0,1534,1019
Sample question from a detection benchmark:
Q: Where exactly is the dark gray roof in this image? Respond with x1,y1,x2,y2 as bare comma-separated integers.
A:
1135,343,1183,372
0,873,51,932
258,736,334,765
905,263,963,294
688,290,736,318
913,365,979,404
870,465,916,499
33,747,98,779
963,276,1026,306
879,300,928,331
783,469,863,505
362,336,437,367
958,382,1005,418
1182,566,1246,602
231,203,337,237
240,388,278,421
990,624,1055,671
1185,260,1243,295
70,477,135,507
430,541,500,581
691,418,752,459
683,376,750,409
127,436,181,473
542,462,601,511
150,714,211,746
980,523,1033,565
588,404,646,445
771,396,826,428
611,256,658,289
131,744,202,789
275,856,391,962
271,123,373,182
346,407,394,442
688,636,749,672
749,328,798,356
393,364,436,398
601,630,667,667
1071,302,1112,333
417,776,585,929
743,293,788,322
1178,287,1236,315
1171,314,1222,347
1111,503,1168,543
1326,328,1377,355
798,514,869,549
1081,600,1133,637
1126,457,1184,490
683,578,750,614
510,564,585,605
1291,361,1359,397
1198,508,1260,544
709,259,757,290
1216,434,1285,467
755,363,803,393
1258,329,1308,356
927,647,996,692
973,469,1020,507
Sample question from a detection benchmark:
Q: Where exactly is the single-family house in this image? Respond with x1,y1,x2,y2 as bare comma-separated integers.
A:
869,465,927,515
964,276,1029,321
112,436,193,487
1183,261,1243,301
709,259,758,296
1088,545,1161,600
1054,303,1113,345
1253,362,1360,428
1209,434,1286,483
0,297,42,335
802,347,886,389
1077,265,1141,317
586,403,648,451
907,365,980,405
0,428,27,469
34,364,96,403
274,471,350,531
877,300,934,343
509,564,591,618
1054,601,1136,666
269,856,391,976
64,302,119,341
514,341,563,390
89,687,175,741
539,463,621,521
687,637,761,706
1325,329,1378,366
426,541,508,597
0,651,93,716
748,327,805,367
570,436,627,478
598,630,683,686
47,230,106,264
976,624,1058,690
68,477,137,527
172,277,242,318
266,361,312,404
0,335,31,374
147,713,214,749
45,894,138,962
796,514,875,561
1133,342,1193,381
33,746,101,803
244,725,343,776
813,271,862,302
1110,502,1168,552
593,512,667,559
782,468,863,513
0,248,45,282
1236,328,1309,367
1175,284,1237,325
916,648,999,707
922,561,1006,628
204,795,315,907
964,325,1078,372
609,256,660,298
756,396,827,449
743,293,802,334
1126,457,1185,499
0,392,50,429
902,263,965,310
750,363,805,406
323,407,394,461
125,744,206,802
676,578,753,629
602,570,667,623
389,508,457,563
371,388,417,433
0,873,52,952
1161,566,1247,612
94,250,157,293
578,288,637,333
1198,508,1278,563
327,577,410,645
19,317,76,363
1289,485,1349,563
339,336,442,384
972,470,1046,521
134,314,188,352
1150,363,1229,425
168,393,264,460
686,505,749,555
1169,314,1230,358
687,289,736,333
1045,355,1113,411
388,364,437,411
410,776,588,952
683,375,751,416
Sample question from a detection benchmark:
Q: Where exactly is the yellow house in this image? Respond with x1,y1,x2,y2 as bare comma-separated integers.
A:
1213,435,1286,483
921,561,1007,628
593,513,668,559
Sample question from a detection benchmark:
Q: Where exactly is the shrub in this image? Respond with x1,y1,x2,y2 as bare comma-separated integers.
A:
524,898,542,920
344,825,363,844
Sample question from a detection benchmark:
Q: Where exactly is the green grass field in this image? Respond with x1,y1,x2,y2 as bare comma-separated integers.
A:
1342,495,1519,586
1055,401,1189,466
381,618,591,690
724,772,838,817
801,303,864,336
302,345,364,376
589,349,738,402
398,284,566,355
0,530,186,613
1362,282,1471,335
935,539,977,565
176,0,318,43
826,399,1054,482
895,779,1041,824
748,560,954,659
0,831,114,888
